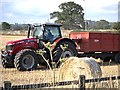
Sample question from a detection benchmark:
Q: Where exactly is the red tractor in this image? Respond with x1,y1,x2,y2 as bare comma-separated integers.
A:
1,23,77,71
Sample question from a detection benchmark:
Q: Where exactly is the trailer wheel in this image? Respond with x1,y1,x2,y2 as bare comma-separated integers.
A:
14,49,38,71
53,41,78,66
115,53,120,63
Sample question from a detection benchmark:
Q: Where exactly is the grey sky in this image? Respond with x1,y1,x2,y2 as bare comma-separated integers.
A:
0,0,119,24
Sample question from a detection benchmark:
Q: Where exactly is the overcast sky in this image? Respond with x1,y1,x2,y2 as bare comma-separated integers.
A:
0,0,119,24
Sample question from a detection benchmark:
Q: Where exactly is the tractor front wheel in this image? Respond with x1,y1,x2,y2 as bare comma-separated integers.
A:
14,49,38,71
1,59,14,68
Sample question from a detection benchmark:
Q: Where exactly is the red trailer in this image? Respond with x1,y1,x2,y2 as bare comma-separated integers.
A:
69,32,120,62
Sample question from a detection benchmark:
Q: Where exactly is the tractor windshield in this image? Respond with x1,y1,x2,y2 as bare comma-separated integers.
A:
32,25,61,42
43,26,61,42
33,26,43,39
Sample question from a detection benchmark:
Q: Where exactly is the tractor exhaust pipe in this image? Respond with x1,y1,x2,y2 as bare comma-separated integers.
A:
27,24,31,38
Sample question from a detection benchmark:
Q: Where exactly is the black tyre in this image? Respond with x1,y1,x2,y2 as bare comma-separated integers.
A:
1,59,14,68
14,49,38,71
53,41,78,66
115,53,120,63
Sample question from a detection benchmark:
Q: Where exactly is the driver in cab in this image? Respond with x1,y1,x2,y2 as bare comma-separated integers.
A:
44,27,54,42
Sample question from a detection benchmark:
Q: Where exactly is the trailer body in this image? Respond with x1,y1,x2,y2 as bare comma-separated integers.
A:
69,32,120,53
69,32,120,62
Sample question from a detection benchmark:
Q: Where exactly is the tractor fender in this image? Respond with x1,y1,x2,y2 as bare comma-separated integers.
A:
23,46,36,51
13,46,36,55
54,38,77,48
52,38,78,65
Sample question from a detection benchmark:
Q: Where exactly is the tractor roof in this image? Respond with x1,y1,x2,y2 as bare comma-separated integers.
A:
43,23,62,27
32,23,62,27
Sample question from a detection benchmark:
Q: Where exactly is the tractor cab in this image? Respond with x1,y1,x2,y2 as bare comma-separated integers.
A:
28,23,62,43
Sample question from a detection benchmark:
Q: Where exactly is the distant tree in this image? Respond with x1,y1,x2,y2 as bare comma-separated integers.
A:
112,22,120,30
50,1,84,30
14,23,23,30
85,20,96,30
2,22,11,30
95,20,110,29
21,24,28,30
0,23,2,30
11,24,28,30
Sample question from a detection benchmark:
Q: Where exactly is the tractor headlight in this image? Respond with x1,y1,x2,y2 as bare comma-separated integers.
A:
6,44,13,51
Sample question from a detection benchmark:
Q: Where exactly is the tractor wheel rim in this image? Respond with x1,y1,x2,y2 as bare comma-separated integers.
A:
62,50,73,58
22,55,35,69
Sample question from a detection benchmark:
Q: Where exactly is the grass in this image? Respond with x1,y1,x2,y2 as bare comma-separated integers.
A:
0,64,119,88
0,67,59,85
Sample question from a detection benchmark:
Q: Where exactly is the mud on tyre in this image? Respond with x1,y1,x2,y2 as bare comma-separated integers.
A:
14,49,38,71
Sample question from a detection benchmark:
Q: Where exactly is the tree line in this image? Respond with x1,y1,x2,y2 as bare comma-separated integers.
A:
1,22,28,30
1,1,120,30
1,21,119,31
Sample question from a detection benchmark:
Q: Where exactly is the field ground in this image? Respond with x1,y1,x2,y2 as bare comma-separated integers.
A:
0,35,120,88
0,63,120,88
0,35,26,49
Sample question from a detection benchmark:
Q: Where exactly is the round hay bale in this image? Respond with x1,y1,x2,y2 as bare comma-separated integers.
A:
59,57,102,81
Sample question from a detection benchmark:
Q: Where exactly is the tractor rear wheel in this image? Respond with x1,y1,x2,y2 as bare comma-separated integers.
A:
14,49,38,71
53,41,78,66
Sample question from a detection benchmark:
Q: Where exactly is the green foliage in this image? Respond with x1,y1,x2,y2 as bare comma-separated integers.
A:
11,23,28,30
36,42,68,70
1,23,28,31
2,22,11,30
86,19,110,30
95,20,110,29
50,1,84,30
112,22,120,30
0,23,2,30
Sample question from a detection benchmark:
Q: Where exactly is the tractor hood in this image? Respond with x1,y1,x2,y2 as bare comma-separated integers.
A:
6,38,37,45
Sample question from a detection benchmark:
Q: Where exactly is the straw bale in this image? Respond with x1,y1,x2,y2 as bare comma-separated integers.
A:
59,57,102,81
